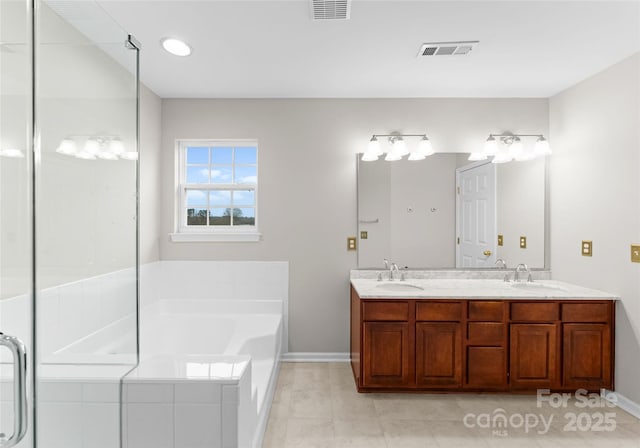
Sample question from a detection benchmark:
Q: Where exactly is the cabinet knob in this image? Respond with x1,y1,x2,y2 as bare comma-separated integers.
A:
483,250,492,256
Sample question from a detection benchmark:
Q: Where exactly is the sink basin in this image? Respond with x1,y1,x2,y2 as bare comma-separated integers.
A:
510,282,567,293
375,283,424,292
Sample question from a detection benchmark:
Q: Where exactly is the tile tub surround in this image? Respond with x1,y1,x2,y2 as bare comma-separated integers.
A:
350,278,618,300
141,261,289,353
1,365,132,448
123,309,283,448
0,268,137,448
0,267,137,364
263,362,640,448
0,261,289,448
123,357,255,448
122,260,288,448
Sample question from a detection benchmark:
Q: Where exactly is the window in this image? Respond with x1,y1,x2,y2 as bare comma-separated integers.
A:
171,140,260,242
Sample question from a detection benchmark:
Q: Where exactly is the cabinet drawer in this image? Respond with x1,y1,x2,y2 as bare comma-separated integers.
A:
363,301,409,321
416,302,462,321
562,303,611,323
511,302,559,321
467,322,504,345
468,302,504,321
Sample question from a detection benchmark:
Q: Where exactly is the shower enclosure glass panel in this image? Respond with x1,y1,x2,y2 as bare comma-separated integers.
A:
35,1,138,447
0,0,33,447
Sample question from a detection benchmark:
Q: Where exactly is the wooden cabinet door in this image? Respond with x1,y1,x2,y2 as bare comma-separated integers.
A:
563,323,612,390
465,346,507,389
362,322,411,388
416,323,461,388
510,324,558,389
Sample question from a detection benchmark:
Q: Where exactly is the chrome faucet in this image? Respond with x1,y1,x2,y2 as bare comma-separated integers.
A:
514,263,533,283
390,263,400,281
381,259,390,281
495,258,507,269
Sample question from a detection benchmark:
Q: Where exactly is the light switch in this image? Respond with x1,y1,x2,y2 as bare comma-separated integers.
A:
498,234,503,246
520,236,527,249
582,240,592,257
631,244,640,263
347,237,357,251
360,231,368,240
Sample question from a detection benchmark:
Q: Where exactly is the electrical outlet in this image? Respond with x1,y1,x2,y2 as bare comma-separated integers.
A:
347,237,357,251
498,234,503,246
631,244,640,263
360,231,368,240
582,240,592,257
520,236,527,249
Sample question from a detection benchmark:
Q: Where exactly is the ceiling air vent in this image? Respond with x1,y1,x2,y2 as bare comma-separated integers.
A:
418,41,479,57
311,0,350,20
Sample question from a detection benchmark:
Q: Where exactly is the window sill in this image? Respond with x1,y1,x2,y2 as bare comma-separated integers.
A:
169,232,262,243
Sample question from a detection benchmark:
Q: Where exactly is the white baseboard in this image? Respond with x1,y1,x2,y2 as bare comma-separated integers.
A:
281,352,350,362
603,389,640,420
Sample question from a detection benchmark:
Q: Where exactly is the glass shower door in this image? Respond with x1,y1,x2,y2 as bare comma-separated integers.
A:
34,1,138,447
0,0,34,447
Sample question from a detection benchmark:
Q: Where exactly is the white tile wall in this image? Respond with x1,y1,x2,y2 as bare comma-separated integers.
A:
30,378,122,448
81,403,120,448
123,378,248,448
125,403,174,448
0,268,136,448
175,383,222,403
174,404,221,448
126,383,173,403
38,402,84,448
150,261,288,302
82,382,120,403
140,261,289,354
38,381,83,402
4,267,140,360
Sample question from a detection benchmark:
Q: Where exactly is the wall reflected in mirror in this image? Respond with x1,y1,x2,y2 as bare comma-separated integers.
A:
357,154,546,269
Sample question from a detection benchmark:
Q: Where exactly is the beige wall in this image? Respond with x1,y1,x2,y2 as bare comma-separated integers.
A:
550,53,640,403
358,155,458,269
160,98,548,352
496,157,546,268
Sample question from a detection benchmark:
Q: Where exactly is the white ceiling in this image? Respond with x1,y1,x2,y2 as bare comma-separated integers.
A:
96,0,640,99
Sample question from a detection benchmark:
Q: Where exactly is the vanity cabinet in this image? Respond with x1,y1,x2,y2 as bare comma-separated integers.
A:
361,301,411,388
416,302,463,388
350,286,615,393
465,301,508,390
562,303,613,390
509,302,560,390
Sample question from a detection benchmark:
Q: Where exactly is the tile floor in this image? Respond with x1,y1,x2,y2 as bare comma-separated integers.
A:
263,362,640,448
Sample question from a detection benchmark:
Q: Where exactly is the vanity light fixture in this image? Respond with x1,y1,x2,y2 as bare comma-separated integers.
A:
161,37,192,57
55,136,137,161
384,137,403,161
0,148,25,158
469,133,552,163
55,139,78,155
362,133,435,162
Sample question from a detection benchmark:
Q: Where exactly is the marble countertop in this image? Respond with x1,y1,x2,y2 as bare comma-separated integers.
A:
350,278,617,300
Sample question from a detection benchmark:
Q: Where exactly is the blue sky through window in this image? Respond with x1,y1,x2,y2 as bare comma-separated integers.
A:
183,142,257,229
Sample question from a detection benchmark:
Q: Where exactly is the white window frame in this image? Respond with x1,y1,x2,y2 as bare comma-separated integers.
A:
170,139,261,242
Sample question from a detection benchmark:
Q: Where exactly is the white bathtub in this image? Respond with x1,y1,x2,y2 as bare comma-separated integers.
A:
124,298,284,448
25,261,288,448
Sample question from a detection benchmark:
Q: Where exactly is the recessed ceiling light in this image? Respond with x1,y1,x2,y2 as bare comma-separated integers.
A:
161,38,192,57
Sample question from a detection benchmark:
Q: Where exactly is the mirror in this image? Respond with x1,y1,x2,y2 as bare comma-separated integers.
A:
357,154,546,269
